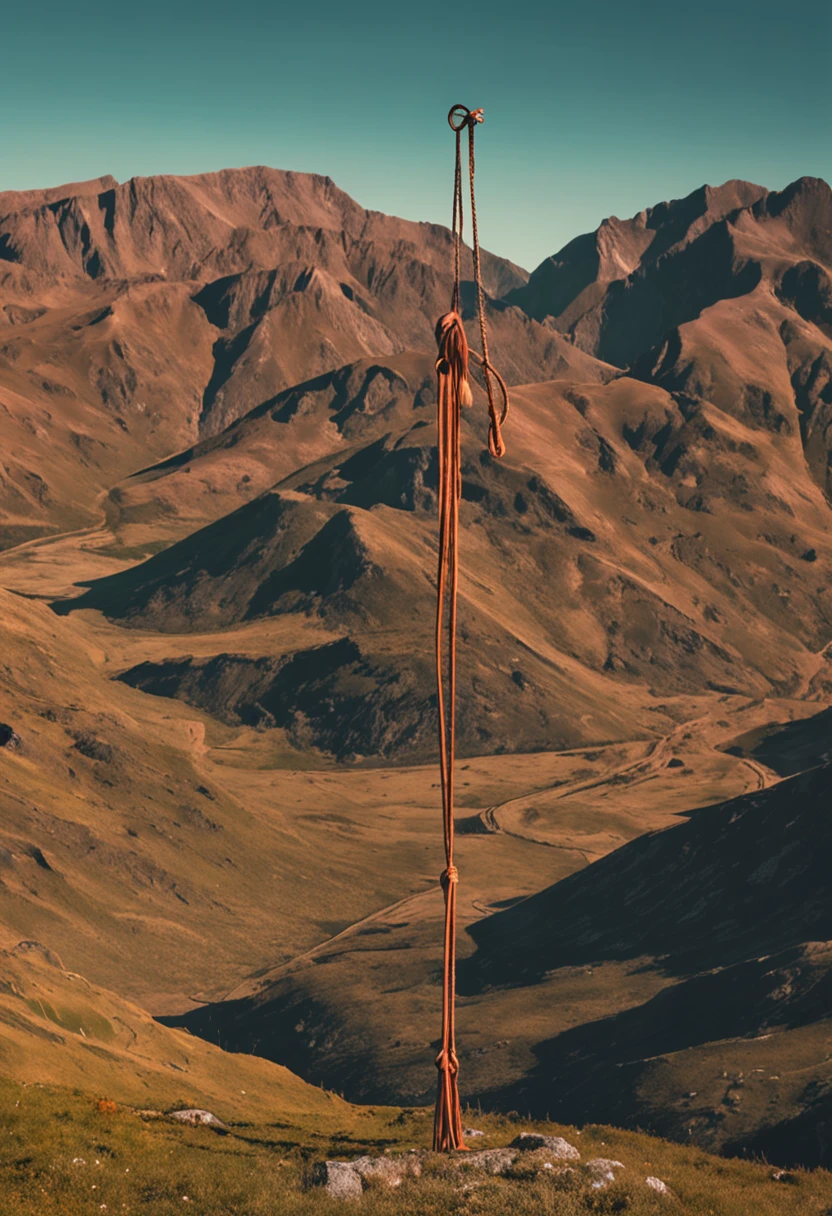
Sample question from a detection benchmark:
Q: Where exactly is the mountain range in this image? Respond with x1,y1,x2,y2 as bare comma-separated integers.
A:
1,165,831,1168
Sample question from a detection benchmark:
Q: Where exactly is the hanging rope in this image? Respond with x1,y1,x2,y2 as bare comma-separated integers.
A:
433,104,509,1154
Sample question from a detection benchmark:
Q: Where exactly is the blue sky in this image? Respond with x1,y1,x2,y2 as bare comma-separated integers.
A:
3,0,829,268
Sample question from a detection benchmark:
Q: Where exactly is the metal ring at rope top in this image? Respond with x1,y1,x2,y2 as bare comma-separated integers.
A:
448,105,484,132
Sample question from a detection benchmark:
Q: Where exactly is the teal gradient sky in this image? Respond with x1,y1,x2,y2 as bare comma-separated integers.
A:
3,0,830,269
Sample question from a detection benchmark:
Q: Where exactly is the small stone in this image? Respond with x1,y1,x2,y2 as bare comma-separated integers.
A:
310,1161,363,1200
463,1148,519,1175
511,1133,580,1160
586,1158,625,1188
463,1127,485,1138
646,1176,670,1195
168,1109,226,1130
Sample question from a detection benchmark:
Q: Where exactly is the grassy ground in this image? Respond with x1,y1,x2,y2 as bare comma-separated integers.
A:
1,1079,830,1215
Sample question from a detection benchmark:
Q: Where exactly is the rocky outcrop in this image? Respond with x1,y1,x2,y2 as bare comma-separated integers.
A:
511,1132,580,1159
308,1140,586,1198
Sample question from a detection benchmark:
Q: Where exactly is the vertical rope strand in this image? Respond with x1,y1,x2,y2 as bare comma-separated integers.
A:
432,104,510,1153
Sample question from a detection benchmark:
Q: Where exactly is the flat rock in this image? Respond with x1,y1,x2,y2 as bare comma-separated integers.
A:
351,1153,422,1187
168,1108,226,1130
511,1132,580,1160
310,1161,363,1200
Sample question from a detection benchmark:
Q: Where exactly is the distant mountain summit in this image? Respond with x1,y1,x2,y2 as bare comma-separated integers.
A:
510,175,832,495
508,179,768,332
0,166,595,544
0,166,522,288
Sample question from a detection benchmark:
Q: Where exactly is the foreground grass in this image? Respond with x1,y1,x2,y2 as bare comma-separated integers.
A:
0,1080,830,1214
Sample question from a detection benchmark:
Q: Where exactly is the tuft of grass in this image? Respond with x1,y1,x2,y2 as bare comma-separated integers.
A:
0,1080,830,1215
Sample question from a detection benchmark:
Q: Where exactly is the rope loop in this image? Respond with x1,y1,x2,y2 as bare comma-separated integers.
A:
447,104,484,131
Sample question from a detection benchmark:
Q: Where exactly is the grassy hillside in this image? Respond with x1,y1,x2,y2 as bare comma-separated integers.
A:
0,944,343,1124
3,1078,832,1215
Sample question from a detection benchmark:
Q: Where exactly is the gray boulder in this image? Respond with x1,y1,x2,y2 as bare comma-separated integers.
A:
646,1175,671,1195
310,1161,363,1200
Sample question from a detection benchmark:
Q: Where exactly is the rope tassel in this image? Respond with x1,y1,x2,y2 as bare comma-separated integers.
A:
432,106,510,1154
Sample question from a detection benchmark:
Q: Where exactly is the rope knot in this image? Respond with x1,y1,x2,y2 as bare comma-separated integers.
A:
440,864,459,888
448,105,484,131
435,1047,460,1075
435,311,473,407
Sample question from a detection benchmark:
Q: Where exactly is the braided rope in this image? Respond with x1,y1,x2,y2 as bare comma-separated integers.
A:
432,104,510,1153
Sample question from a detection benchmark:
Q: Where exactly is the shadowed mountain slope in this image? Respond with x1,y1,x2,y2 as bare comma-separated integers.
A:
450,764,832,1164
103,344,614,549
463,763,832,985
721,699,832,776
